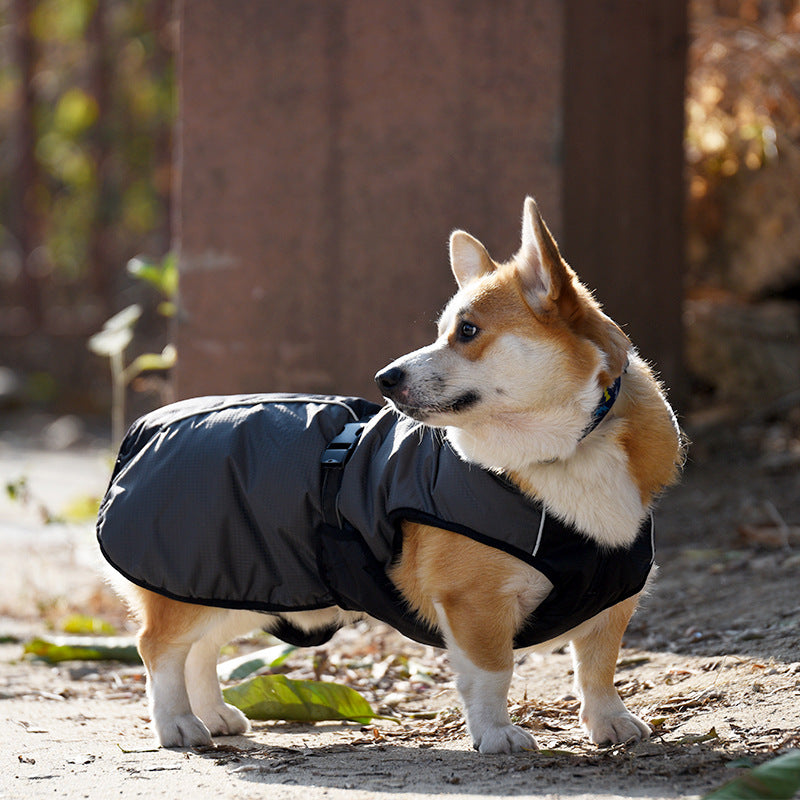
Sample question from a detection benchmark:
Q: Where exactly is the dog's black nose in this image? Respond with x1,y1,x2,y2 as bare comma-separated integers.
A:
375,366,405,395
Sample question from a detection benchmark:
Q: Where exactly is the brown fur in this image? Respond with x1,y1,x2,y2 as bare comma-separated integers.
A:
446,269,604,399
617,367,686,506
134,591,214,670
390,522,536,673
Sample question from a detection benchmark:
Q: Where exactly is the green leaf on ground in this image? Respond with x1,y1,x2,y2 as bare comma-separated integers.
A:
702,750,800,799
216,643,297,681
676,727,719,745
59,615,116,635
222,674,389,724
24,636,141,664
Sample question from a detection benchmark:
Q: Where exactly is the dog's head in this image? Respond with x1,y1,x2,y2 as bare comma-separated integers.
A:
375,197,631,469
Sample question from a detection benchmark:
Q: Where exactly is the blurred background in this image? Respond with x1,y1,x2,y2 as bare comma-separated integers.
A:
0,0,798,447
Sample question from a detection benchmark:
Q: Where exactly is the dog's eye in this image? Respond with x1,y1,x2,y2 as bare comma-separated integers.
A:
457,321,479,342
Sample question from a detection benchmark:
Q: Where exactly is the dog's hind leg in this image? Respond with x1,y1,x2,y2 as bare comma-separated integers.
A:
136,594,213,747
570,594,651,745
135,590,260,748
185,609,266,738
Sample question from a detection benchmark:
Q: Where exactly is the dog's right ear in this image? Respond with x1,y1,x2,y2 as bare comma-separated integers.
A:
516,196,576,318
450,231,494,289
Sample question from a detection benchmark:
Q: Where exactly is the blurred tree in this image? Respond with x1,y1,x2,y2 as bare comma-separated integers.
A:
10,0,42,327
0,0,176,334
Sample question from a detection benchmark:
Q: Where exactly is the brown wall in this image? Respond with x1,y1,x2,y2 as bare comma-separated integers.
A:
175,0,686,401
176,0,564,401
563,1,688,395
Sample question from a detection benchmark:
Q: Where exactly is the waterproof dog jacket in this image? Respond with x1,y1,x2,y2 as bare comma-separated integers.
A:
97,394,654,649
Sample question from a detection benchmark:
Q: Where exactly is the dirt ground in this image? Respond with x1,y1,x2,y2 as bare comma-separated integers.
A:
1,409,799,800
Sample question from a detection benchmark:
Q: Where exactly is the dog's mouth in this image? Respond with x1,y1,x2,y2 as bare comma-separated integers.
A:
392,390,481,421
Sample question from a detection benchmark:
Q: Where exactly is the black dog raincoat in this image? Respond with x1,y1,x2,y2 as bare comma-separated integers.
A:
97,394,654,649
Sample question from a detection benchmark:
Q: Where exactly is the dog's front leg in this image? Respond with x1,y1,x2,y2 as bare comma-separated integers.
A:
570,595,651,745
434,601,536,754
394,524,546,753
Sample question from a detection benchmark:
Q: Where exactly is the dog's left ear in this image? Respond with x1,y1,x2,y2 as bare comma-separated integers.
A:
516,197,577,317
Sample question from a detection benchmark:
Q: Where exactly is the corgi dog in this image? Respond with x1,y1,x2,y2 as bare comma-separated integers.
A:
99,197,683,754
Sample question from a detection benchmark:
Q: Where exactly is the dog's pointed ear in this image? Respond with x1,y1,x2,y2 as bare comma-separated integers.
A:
450,230,494,289
516,197,572,314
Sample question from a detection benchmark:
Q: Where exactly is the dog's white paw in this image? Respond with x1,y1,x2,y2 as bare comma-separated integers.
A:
196,702,250,737
472,723,537,754
155,712,213,748
582,707,651,746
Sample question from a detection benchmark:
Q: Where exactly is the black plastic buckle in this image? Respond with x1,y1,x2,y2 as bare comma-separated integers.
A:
321,422,366,467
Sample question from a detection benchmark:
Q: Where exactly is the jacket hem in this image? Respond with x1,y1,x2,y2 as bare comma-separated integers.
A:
96,533,342,615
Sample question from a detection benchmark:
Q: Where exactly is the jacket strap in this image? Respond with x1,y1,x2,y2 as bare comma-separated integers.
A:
320,420,370,527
